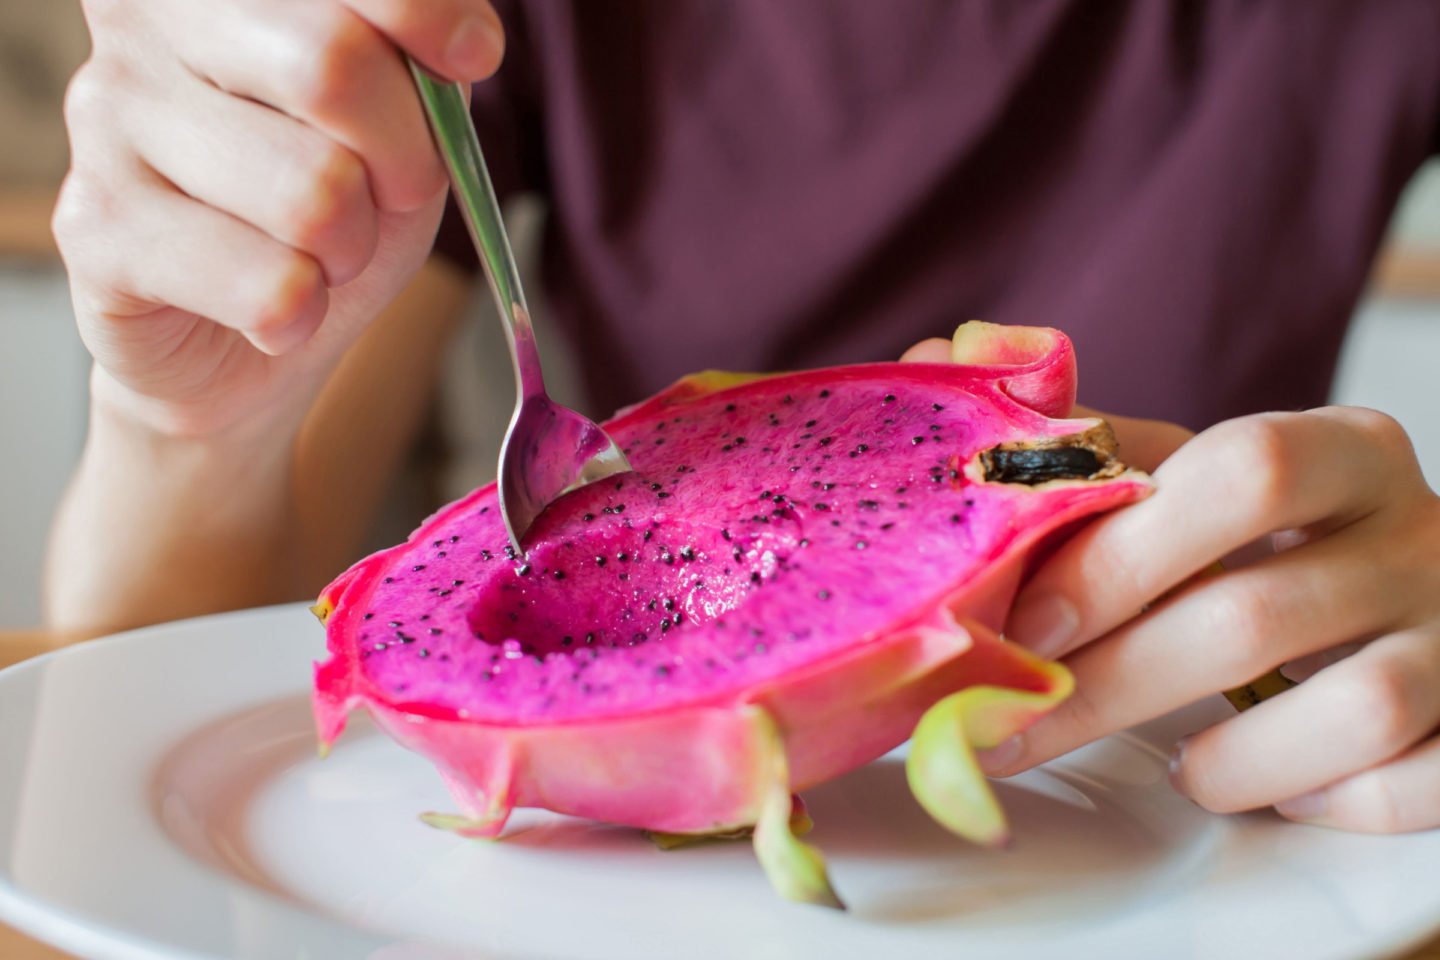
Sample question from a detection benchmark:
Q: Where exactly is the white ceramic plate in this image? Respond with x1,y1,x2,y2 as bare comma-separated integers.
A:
1,604,1437,960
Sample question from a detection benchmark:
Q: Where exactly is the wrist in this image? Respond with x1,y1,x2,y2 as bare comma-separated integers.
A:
88,362,313,444
45,368,307,632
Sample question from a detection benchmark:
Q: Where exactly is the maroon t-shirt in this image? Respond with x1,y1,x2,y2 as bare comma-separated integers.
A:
433,0,1440,431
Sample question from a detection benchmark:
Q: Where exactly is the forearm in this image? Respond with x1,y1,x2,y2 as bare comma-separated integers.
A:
44,374,303,632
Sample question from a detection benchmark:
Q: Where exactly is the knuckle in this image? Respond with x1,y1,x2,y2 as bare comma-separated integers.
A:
1204,582,1279,680
1332,771,1406,834
1344,407,1423,480
50,175,94,248
293,12,379,116
1214,414,1300,523
1335,406,1406,449
251,254,324,335
79,0,130,30
51,173,119,263
1334,659,1416,758
62,60,121,138
287,144,368,248
49,126,151,313
387,154,449,213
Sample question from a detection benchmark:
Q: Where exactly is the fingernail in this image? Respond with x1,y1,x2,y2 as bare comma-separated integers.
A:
1006,593,1079,659
976,734,1025,775
1168,737,1190,797
1276,789,1328,822
447,17,502,78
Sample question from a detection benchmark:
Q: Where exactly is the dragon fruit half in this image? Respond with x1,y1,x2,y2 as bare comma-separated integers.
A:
312,322,1151,908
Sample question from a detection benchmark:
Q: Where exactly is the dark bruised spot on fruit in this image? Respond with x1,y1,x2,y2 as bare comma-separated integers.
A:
979,423,1125,486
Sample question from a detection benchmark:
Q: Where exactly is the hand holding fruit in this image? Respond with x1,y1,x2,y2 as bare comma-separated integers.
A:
904,337,1440,833
1005,408,1440,832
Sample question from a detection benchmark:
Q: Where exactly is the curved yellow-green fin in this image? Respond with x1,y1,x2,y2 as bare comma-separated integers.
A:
748,708,845,910
906,659,1073,847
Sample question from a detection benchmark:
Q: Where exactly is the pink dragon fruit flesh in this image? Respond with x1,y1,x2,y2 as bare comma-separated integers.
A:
312,322,1151,909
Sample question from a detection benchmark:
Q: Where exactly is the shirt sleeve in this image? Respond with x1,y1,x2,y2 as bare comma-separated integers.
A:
430,0,546,275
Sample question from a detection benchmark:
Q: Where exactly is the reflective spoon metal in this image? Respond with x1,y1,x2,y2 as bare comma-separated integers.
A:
409,63,631,553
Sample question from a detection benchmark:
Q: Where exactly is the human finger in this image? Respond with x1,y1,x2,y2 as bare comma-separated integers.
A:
1005,409,1405,661
340,0,504,79
160,0,451,212
129,71,378,288
979,523,1413,775
1171,626,1440,814
1276,732,1440,833
57,171,328,357
899,338,951,363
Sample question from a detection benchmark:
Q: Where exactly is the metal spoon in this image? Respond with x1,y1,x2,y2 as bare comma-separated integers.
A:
408,62,631,553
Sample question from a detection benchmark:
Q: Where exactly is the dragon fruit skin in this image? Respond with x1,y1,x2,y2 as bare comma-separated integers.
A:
312,322,1151,908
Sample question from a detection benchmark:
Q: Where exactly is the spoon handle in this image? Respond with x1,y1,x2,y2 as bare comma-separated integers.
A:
408,61,545,401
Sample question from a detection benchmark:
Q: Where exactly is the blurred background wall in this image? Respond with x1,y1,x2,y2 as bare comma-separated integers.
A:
0,1,92,626
0,6,1438,626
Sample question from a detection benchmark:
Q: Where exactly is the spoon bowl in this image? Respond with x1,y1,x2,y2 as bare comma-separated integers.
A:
499,390,630,549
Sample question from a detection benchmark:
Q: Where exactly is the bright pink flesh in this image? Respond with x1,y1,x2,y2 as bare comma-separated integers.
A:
320,367,1123,722
312,324,1151,904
